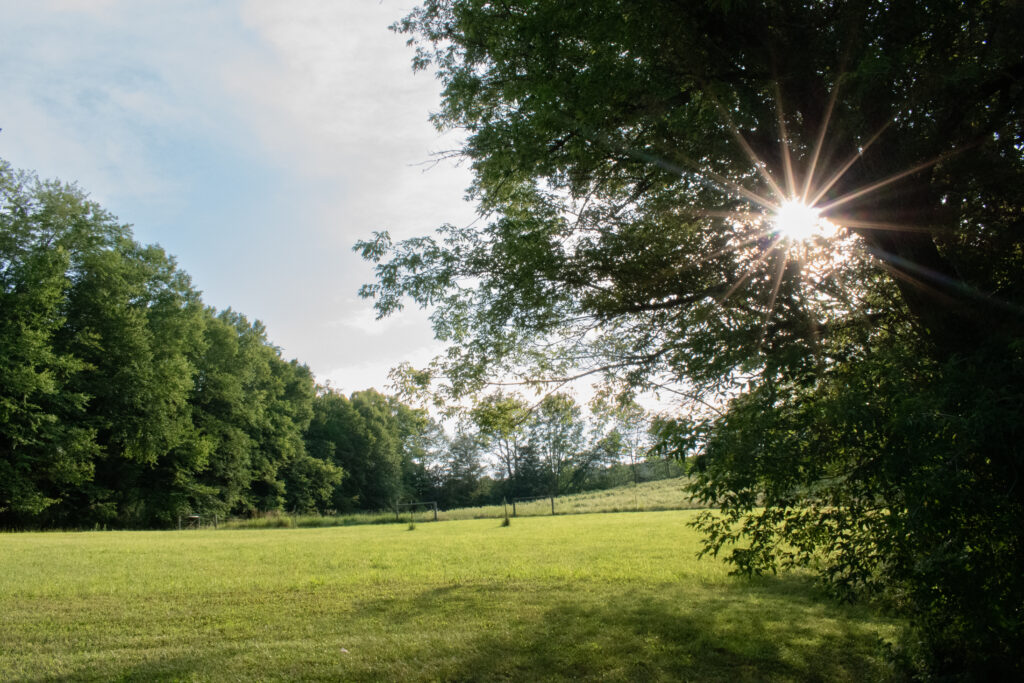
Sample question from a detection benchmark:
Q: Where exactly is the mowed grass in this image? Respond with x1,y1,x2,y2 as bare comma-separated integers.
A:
1,511,901,682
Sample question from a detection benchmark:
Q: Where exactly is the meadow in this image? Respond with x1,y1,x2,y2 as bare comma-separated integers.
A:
0,510,901,681
220,477,703,529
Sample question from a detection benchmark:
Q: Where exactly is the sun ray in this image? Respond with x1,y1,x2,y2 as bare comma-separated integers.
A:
694,228,778,266
619,144,779,211
705,92,787,201
760,251,788,345
864,244,1017,311
717,234,786,305
643,223,779,279
808,120,892,206
801,81,842,204
773,81,798,199
692,209,764,221
831,217,938,234
869,255,960,307
568,113,782,214
818,148,963,214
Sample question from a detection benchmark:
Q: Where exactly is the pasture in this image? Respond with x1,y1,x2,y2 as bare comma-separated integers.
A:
220,477,703,529
1,511,900,681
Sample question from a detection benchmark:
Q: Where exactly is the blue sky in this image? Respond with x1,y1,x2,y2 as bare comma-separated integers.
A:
0,0,476,393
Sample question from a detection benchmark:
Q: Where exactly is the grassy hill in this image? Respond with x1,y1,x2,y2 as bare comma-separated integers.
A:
222,476,701,530
0,510,901,681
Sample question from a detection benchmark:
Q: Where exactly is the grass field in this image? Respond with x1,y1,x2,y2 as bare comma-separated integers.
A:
220,477,702,529
1,511,901,681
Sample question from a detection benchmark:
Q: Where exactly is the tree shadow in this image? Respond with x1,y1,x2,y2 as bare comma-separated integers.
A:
29,576,897,682
398,576,897,682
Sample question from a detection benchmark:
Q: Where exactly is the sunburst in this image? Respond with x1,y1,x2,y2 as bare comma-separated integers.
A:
678,79,962,315
773,199,824,242
613,75,970,365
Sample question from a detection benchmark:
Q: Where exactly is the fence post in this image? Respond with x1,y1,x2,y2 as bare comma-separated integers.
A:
512,499,517,517
432,502,438,522
550,494,555,516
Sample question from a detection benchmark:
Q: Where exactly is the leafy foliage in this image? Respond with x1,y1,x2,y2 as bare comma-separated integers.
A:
0,161,437,527
360,1,1024,677
0,164,100,519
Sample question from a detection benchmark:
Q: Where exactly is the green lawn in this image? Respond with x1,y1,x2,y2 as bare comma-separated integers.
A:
1,511,901,681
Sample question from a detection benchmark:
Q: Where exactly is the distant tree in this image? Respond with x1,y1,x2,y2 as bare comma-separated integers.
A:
189,310,267,515
438,431,487,508
469,393,541,496
282,451,343,514
188,310,317,518
306,389,368,511
305,388,411,512
387,396,447,502
593,398,651,483
349,389,405,509
526,393,585,495
58,238,210,526
569,431,622,491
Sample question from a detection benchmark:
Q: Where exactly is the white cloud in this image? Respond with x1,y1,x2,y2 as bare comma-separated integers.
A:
1,0,477,393
0,0,260,205
322,335,443,396
235,1,440,170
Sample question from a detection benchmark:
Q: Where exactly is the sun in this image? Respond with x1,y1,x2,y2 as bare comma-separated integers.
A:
773,199,823,242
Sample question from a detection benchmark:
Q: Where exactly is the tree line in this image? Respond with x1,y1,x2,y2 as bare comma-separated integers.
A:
1,160,672,529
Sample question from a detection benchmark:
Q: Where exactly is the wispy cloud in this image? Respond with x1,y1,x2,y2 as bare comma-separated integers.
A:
0,0,474,392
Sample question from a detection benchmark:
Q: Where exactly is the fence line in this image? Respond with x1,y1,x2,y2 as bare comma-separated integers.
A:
511,494,556,517
395,501,438,522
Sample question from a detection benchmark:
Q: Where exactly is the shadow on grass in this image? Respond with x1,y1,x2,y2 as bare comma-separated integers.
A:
33,575,897,682
394,576,897,683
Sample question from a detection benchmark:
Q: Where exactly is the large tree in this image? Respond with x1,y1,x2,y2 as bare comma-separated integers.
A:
359,1,1024,677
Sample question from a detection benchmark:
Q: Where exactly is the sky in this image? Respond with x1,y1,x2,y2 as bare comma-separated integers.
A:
0,0,478,394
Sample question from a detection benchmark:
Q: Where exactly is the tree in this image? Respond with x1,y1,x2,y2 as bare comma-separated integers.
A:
282,451,343,514
469,393,546,497
57,234,209,527
190,309,269,516
387,396,447,502
359,2,1024,676
0,161,215,527
304,388,410,512
0,163,100,526
527,393,585,494
348,389,406,509
438,431,488,508
1,159,326,527
187,309,317,518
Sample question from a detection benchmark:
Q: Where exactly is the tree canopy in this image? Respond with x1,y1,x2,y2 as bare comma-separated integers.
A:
0,160,445,528
359,1,1024,677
